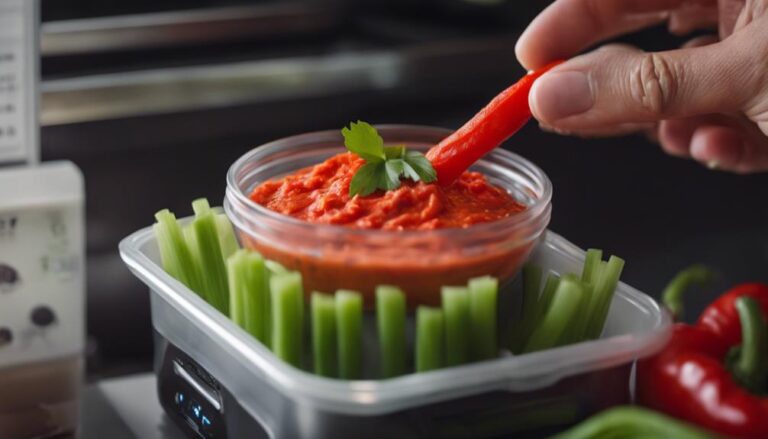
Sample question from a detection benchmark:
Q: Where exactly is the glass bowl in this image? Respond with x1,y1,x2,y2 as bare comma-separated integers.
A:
225,125,552,307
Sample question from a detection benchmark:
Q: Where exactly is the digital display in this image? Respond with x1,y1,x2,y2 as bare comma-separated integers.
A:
175,391,215,437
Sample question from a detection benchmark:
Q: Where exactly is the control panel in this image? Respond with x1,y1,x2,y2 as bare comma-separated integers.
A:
0,162,85,368
158,343,228,439
0,0,38,165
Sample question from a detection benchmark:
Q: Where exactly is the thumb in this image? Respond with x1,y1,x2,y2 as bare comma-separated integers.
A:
528,35,767,132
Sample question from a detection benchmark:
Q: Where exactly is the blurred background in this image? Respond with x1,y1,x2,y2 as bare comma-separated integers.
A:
37,0,768,379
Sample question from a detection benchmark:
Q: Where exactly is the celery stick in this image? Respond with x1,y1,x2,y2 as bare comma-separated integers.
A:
311,293,337,377
271,272,304,367
567,249,603,343
266,260,289,275
182,223,208,303
227,250,269,344
376,285,407,378
559,275,591,345
416,307,445,372
512,265,542,353
585,256,625,339
216,213,239,259
189,208,230,314
261,259,292,349
533,274,560,328
192,198,212,216
524,278,584,353
336,290,363,379
518,273,561,352
442,286,470,367
227,250,247,328
468,276,498,361
242,253,269,345
581,249,604,284
154,209,203,294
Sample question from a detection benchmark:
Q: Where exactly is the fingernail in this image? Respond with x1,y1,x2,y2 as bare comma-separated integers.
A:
530,71,594,122
706,160,719,170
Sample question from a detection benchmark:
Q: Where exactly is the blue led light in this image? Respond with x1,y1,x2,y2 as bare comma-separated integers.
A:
175,392,185,404
202,416,211,426
193,405,201,418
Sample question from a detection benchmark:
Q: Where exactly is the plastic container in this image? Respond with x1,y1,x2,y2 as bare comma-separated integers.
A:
119,225,671,439
225,125,551,307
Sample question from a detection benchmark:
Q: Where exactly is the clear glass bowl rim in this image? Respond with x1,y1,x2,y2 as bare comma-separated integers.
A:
225,124,553,239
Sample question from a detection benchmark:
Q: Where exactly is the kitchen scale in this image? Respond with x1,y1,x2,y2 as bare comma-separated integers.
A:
0,1,85,438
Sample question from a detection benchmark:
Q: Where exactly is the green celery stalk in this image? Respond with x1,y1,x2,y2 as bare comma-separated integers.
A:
441,286,470,366
561,249,604,344
559,275,592,345
226,250,247,328
215,213,240,260
311,292,337,377
533,274,560,329
512,265,542,353
585,255,625,339
468,276,498,361
192,198,212,216
336,290,363,379
153,209,203,294
416,307,445,372
182,224,208,303
581,249,604,284
266,260,289,275
376,285,407,378
188,201,230,314
270,272,304,367
259,260,292,349
227,250,269,344
524,277,584,353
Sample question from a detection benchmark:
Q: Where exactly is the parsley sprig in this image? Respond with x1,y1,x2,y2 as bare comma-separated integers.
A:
342,121,437,197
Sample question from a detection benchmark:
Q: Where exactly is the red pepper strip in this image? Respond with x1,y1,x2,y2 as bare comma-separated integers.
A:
425,60,563,185
637,280,768,439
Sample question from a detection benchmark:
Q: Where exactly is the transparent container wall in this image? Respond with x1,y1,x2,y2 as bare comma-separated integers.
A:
120,224,671,438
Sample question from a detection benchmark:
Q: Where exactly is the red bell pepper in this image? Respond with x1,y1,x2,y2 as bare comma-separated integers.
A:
637,267,768,439
426,60,562,185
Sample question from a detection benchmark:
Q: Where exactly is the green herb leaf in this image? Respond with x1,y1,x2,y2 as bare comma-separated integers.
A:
344,121,438,197
384,145,405,159
381,160,403,190
350,162,383,197
403,150,437,183
402,161,421,182
342,121,385,163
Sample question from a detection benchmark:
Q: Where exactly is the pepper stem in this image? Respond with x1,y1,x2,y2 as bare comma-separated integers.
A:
729,296,767,394
661,265,714,321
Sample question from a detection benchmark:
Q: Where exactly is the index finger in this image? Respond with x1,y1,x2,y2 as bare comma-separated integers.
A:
515,0,716,69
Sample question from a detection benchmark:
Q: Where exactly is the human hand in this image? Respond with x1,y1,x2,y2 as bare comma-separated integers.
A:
516,0,768,173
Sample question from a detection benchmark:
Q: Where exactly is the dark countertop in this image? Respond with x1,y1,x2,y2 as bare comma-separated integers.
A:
81,374,185,439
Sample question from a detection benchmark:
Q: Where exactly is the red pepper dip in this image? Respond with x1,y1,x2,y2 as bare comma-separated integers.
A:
244,152,535,307
250,152,525,230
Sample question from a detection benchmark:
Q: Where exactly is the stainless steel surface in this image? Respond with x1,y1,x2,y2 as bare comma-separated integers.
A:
81,382,136,439
41,3,341,56
40,36,520,126
84,373,185,439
